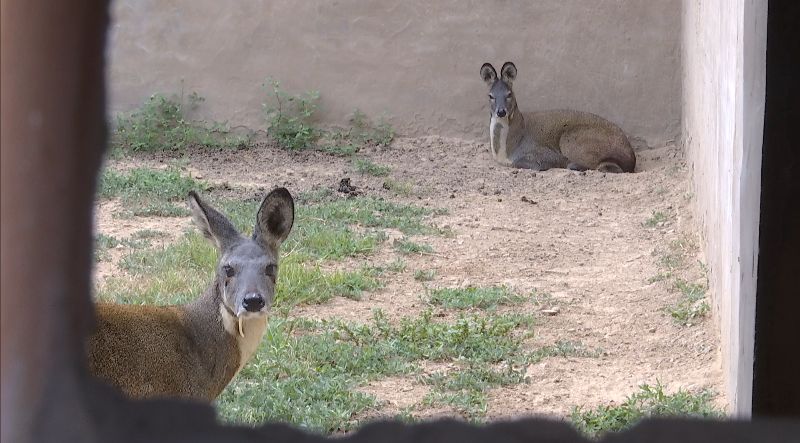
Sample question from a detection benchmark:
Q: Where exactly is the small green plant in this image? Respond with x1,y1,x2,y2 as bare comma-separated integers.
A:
94,234,120,262
668,279,710,325
353,158,391,177
348,109,394,147
371,259,407,275
318,143,360,156
296,188,334,205
414,269,436,282
428,286,527,310
264,79,320,150
113,91,248,152
318,109,394,157
643,211,669,228
383,178,414,197
647,272,672,284
98,167,207,217
394,238,434,255
570,383,722,438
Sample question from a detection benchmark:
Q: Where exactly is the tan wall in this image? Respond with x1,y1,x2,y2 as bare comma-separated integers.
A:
681,0,766,416
107,0,681,145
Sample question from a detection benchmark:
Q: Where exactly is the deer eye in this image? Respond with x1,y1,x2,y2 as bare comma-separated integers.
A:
265,264,277,281
488,94,495,100
506,92,512,98
223,265,235,278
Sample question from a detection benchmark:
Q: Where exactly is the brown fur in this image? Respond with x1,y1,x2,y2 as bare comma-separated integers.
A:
87,294,239,401
519,110,636,172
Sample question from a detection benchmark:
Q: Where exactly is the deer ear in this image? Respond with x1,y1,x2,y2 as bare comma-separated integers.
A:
500,62,517,84
480,63,497,86
187,191,242,251
254,187,294,252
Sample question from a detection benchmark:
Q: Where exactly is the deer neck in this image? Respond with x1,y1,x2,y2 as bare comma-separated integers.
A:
489,109,522,166
183,283,268,389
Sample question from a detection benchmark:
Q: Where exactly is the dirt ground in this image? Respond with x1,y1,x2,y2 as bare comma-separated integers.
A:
94,136,724,422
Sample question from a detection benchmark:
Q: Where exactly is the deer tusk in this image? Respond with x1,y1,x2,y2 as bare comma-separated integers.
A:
238,317,244,338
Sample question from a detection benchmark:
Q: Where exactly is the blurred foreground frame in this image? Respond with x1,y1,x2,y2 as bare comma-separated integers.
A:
0,1,797,442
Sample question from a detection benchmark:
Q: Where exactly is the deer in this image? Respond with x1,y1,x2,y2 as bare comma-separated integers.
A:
480,61,636,173
86,187,294,401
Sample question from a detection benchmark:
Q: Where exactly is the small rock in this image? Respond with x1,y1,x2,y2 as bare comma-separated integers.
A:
649,327,657,333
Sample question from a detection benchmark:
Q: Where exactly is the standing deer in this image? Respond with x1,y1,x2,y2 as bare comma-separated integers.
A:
87,188,294,401
480,61,636,172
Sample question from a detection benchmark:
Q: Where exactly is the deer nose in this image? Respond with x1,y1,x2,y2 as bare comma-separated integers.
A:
496,109,507,118
242,293,266,312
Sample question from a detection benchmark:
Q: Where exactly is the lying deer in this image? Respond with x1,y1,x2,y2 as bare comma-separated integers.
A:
480,61,636,172
87,188,294,401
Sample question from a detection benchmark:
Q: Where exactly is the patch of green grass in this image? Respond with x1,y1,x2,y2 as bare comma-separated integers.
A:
317,143,360,157
219,194,446,237
428,286,527,310
649,234,708,326
301,196,447,236
264,79,320,150
386,259,408,273
643,211,669,228
422,363,527,421
277,263,382,306
98,232,217,305
218,310,534,432
353,158,391,177
370,259,408,275
217,316,401,433
668,279,710,326
394,238,433,255
296,188,334,205
394,407,419,424
98,167,207,217
414,269,436,282
94,234,120,262
383,178,414,197
113,92,248,152
382,311,535,363
131,229,168,240
570,383,723,439
215,198,388,262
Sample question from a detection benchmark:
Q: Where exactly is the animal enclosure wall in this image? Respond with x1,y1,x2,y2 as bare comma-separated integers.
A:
681,0,766,416
107,0,681,146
